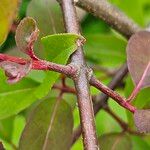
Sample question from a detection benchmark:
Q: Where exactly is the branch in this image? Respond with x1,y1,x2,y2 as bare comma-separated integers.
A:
0,54,76,76
59,0,99,149
72,0,143,145
75,0,141,38
72,63,129,145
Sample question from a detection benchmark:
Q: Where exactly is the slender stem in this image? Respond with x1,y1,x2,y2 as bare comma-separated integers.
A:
0,54,76,76
59,0,99,149
75,0,141,38
90,76,136,113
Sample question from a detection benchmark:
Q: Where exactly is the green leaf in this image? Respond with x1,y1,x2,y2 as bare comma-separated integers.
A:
84,34,126,67
19,0,31,19
0,115,25,150
0,117,14,142
131,135,150,150
96,99,128,136
110,0,145,26
0,70,40,119
98,133,132,150
12,115,25,148
19,98,73,150
81,14,110,35
0,0,18,45
34,33,83,99
41,33,84,61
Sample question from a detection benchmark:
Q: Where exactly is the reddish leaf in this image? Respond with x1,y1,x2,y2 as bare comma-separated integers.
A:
126,31,150,100
15,17,39,60
0,61,32,84
134,109,150,133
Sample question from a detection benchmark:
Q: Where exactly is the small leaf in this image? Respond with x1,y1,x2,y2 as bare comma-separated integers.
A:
19,98,73,150
15,17,39,59
134,109,150,133
0,61,32,84
127,31,150,99
0,0,18,45
98,133,132,150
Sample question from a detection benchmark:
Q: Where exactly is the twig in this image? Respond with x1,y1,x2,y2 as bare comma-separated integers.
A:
0,54,76,76
59,0,99,149
75,0,141,38
90,76,136,113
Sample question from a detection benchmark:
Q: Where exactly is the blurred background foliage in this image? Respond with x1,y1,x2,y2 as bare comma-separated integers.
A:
0,0,150,149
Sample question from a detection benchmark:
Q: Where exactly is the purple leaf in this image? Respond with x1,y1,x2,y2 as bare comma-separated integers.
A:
15,17,39,60
126,31,150,100
134,109,150,133
0,61,32,84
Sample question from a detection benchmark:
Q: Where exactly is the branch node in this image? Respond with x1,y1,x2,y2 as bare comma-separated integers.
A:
67,63,80,78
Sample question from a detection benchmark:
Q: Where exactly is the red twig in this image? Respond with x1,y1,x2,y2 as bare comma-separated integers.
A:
0,54,76,76
90,76,136,113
